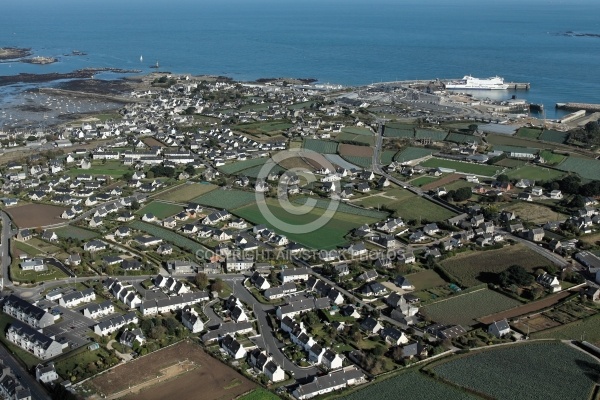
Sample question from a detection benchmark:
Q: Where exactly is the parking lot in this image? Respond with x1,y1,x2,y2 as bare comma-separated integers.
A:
43,305,95,349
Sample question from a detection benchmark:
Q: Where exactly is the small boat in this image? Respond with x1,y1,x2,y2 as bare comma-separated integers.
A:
140,55,143,62
150,60,159,69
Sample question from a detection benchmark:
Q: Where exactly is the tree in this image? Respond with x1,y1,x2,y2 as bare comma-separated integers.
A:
558,175,581,195
194,272,209,289
211,278,224,293
130,200,140,211
123,172,133,181
496,174,510,183
184,164,195,175
453,186,472,202
149,325,167,340
146,170,155,179
372,344,386,357
498,265,534,287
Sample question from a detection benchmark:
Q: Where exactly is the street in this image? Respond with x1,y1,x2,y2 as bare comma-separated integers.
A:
0,343,51,400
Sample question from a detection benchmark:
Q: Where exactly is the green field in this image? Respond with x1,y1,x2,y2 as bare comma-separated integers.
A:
516,127,542,139
343,370,477,400
231,198,381,249
303,138,339,154
340,155,373,168
129,221,210,258
53,226,100,240
493,158,526,168
420,158,499,177
10,262,68,283
414,128,448,141
136,201,183,219
533,313,600,346
557,156,600,180
292,197,388,219
394,147,433,162
13,240,43,256
240,163,286,179
191,188,257,209
336,131,375,145
380,150,397,165
539,150,567,166
218,158,268,175
445,132,481,144
430,342,600,400
68,161,131,177
409,176,439,187
55,346,115,382
383,123,415,138
237,388,280,400
352,187,415,208
539,129,569,144
341,126,373,136
405,269,448,291
235,121,293,136
421,288,521,328
439,244,551,287
505,165,564,181
155,183,218,202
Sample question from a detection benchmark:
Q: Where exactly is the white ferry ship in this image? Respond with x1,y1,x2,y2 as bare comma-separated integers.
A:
445,75,509,90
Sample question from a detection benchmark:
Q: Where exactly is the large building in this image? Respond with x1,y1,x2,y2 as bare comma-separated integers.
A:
93,312,138,336
293,366,366,399
139,292,209,316
2,295,55,329
7,321,63,360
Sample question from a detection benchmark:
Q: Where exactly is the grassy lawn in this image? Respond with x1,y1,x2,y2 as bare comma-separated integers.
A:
493,158,527,168
53,226,100,240
420,158,499,177
0,314,44,369
421,288,521,328
539,150,567,166
68,161,131,177
505,165,564,181
218,158,268,175
404,269,448,291
439,244,552,287
501,202,568,224
156,183,218,202
381,194,456,222
516,127,542,139
27,237,61,253
10,262,68,283
238,388,280,400
55,346,115,382
409,176,439,187
393,147,433,162
231,198,381,249
335,131,375,145
191,188,257,210
235,121,293,136
13,240,43,256
341,126,373,136
136,201,183,219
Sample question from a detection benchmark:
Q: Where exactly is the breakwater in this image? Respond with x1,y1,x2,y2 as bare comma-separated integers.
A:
556,103,600,112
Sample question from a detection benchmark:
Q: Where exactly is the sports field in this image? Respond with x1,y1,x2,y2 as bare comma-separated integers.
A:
232,198,381,249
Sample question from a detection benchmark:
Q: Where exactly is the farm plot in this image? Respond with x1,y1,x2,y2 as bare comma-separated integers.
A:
68,161,131,177
505,165,564,181
409,176,439,187
445,132,481,144
234,121,293,136
218,158,267,175
511,314,562,333
439,244,552,287
393,147,433,162
89,341,255,400
493,158,526,168
156,183,218,202
485,133,566,151
6,203,67,228
478,291,572,325
501,202,569,224
539,150,567,166
383,123,415,138
380,150,397,165
291,197,388,219
191,188,256,209
430,342,600,400
344,370,476,400
302,138,338,154
323,154,361,170
414,128,447,141
419,158,499,176
341,155,372,168
421,288,521,328
52,226,99,240
136,201,183,219
232,198,381,249
516,127,542,139
533,313,600,346
240,163,286,179
539,129,569,144
421,173,462,191
129,221,210,258
352,187,415,209
341,126,373,135
556,156,600,180
336,131,375,146
338,143,373,157
380,193,456,222
405,269,448,291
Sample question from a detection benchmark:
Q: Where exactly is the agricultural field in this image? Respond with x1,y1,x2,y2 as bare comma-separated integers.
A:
88,341,255,400
6,203,67,228
129,221,209,258
232,198,381,249
445,132,481,144
493,158,526,168
511,313,562,333
136,201,183,219
380,149,397,165
533,313,600,346
292,197,388,219
516,127,542,139
155,183,218,202
414,128,447,141
237,388,280,400
383,123,415,138
218,158,268,175
324,154,361,170
539,129,569,144
341,126,373,135
419,158,499,177
377,193,456,222
404,269,448,291
485,133,566,151
539,150,567,165
68,161,131,177
501,202,568,224
393,147,433,163
478,291,571,325
505,165,564,181
341,155,372,168
439,244,552,287
343,370,476,400
240,163,286,179
191,188,256,209
303,138,338,154
336,131,375,145
351,186,415,209
421,173,462,191
235,121,293,136
556,156,600,181
338,143,373,157
13,240,43,256
409,176,439,187
421,288,522,327
142,137,165,147
430,342,600,400
52,226,100,240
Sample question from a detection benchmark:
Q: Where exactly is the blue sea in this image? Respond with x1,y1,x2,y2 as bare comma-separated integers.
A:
1,0,600,118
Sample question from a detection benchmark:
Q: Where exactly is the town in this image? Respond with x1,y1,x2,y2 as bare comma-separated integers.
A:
0,73,599,400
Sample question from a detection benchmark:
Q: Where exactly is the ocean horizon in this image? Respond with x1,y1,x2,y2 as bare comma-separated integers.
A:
1,0,600,118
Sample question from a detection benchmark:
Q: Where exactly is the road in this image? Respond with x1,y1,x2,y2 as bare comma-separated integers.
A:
224,277,318,380
1,211,17,289
0,343,51,400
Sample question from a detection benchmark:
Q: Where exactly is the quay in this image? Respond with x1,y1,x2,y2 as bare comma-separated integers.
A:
366,79,530,90
556,102,600,112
